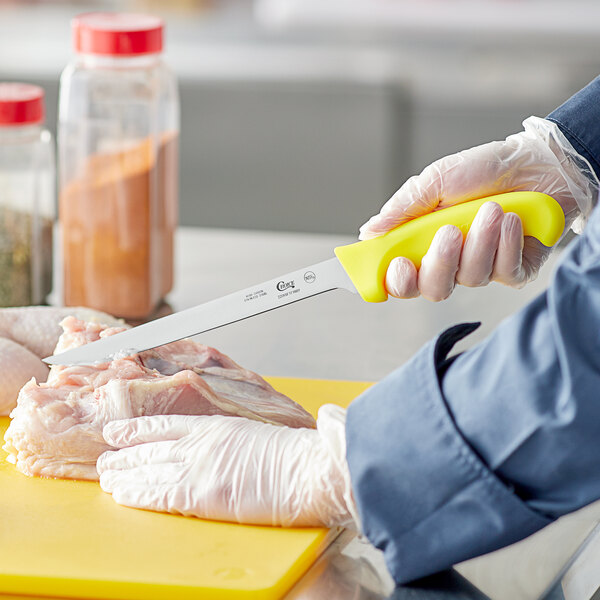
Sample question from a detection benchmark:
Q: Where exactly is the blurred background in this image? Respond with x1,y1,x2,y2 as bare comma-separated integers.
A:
2,0,600,236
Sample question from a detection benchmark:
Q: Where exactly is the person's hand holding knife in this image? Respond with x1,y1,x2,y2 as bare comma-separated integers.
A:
360,116,595,301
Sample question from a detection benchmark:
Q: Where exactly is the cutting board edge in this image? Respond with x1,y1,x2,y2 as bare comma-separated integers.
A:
0,528,341,600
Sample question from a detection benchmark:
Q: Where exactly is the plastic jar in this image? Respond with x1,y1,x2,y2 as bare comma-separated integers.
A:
58,12,179,320
0,83,54,307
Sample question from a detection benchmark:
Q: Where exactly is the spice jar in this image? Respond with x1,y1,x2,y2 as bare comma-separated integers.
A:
0,83,54,307
58,12,179,320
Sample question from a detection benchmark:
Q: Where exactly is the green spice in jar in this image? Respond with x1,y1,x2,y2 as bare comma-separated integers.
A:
0,206,53,306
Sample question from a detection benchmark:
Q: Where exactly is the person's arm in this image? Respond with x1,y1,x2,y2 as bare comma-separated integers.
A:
547,75,600,231
547,75,600,176
346,77,600,583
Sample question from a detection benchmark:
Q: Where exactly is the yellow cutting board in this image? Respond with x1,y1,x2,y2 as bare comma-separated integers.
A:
0,377,372,600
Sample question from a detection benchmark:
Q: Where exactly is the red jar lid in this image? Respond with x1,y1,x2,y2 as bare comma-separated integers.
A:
0,83,45,125
72,12,164,56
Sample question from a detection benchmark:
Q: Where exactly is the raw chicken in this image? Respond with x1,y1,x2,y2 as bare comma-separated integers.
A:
4,317,315,480
0,338,49,415
0,307,124,415
0,306,124,358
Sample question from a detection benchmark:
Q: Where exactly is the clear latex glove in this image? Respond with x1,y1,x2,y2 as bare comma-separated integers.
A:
97,405,359,530
360,116,599,301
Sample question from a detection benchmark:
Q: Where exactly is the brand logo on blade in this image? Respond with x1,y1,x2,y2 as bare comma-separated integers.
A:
276,280,295,292
304,271,316,283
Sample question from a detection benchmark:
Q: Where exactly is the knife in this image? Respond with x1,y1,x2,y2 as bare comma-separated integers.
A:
44,191,565,366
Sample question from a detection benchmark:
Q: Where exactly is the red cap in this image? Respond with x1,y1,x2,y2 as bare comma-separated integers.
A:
72,12,164,56
0,83,45,126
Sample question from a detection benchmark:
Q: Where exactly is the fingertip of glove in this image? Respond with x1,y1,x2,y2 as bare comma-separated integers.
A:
500,212,524,244
96,450,116,475
385,257,419,299
431,225,463,259
503,211,522,229
476,201,504,229
103,420,128,447
98,468,115,491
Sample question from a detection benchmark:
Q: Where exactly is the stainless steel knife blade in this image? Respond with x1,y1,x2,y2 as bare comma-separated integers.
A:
44,257,358,366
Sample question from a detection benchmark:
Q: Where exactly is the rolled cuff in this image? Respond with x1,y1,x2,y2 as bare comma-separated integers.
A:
547,76,600,183
345,324,552,584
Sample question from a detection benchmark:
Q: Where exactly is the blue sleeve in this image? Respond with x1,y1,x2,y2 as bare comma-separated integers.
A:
547,75,600,180
346,77,600,585
346,323,552,583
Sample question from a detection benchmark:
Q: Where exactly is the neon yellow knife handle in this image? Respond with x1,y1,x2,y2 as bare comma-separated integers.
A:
334,191,565,303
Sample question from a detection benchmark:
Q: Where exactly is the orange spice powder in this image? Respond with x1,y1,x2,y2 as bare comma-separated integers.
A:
60,132,178,319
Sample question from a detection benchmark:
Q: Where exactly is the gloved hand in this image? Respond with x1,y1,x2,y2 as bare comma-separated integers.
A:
97,405,359,529
360,116,598,301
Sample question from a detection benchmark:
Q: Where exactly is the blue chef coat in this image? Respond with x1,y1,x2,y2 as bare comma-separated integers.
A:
345,75,600,584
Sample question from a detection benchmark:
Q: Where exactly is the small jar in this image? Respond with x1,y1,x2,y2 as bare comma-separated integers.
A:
0,83,54,307
58,12,179,320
